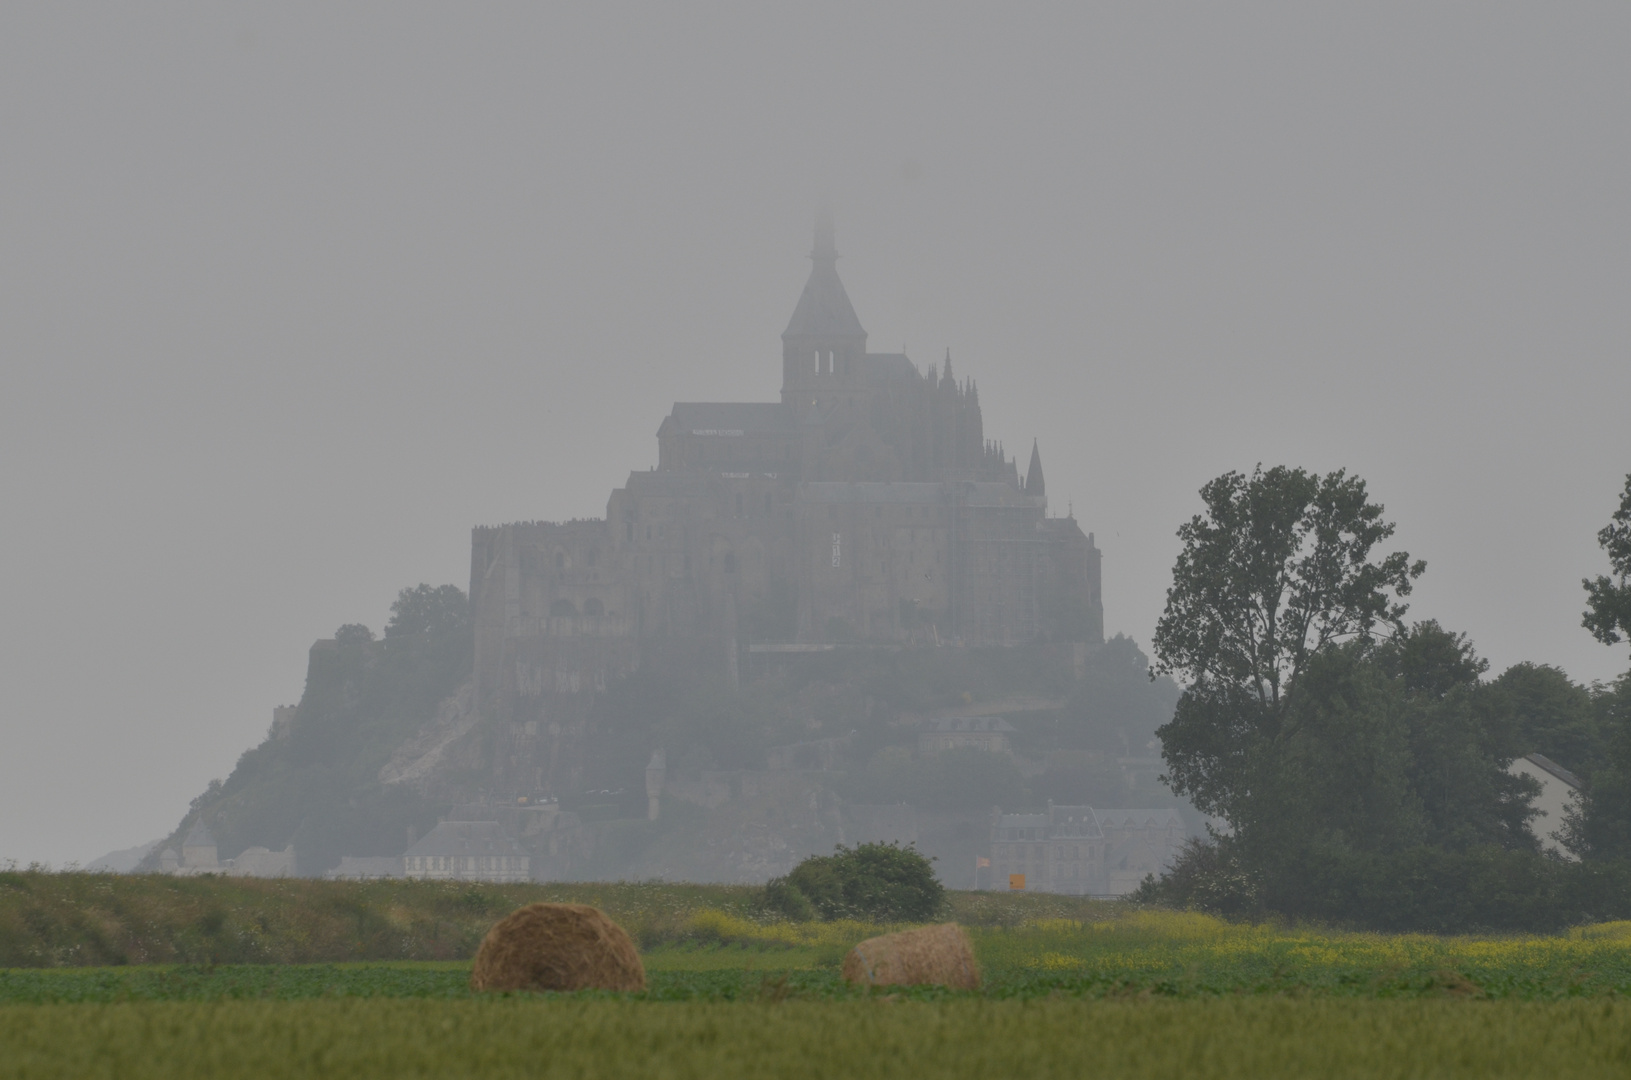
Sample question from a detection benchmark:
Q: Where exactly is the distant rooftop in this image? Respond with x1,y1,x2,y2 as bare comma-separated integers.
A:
404,820,526,859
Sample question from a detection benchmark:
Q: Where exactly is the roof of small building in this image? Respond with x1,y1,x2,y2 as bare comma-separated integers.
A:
667,402,792,435
1095,809,1185,830
404,820,527,859
864,353,917,382
1522,753,1583,790
993,805,1107,840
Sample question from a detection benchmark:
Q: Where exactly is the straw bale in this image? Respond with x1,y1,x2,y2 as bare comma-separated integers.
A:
470,902,646,993
841,923,980,990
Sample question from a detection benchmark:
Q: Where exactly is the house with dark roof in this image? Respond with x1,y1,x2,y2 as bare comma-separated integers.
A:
1509,752,1582,860
402,821,530,883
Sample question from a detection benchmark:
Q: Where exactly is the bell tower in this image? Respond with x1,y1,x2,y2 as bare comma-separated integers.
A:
781,211,868,407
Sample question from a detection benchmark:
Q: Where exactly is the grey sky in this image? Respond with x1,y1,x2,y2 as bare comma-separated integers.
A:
2,4,1627,865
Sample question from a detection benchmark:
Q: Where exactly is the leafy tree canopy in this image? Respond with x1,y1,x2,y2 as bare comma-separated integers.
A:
1493,662,1602,775
763,842,945,922
1152,465,1423,820
1583,473,1631,651
386,584,471,642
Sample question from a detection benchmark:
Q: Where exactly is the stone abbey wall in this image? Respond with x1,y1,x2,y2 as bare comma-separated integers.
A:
469,221,1104,750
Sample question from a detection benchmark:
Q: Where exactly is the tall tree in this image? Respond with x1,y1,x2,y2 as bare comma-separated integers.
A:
1493,662,1602,776
1567,476,1631,858
1583,473,1631,653
1152,466,1424,821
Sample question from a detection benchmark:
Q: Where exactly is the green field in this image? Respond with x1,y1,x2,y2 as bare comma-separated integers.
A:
8,909,1631,1003
6,877,1631,1077
4,998,1631,1080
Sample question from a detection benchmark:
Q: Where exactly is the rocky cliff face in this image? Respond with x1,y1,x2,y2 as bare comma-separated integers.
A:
157,582,1182,884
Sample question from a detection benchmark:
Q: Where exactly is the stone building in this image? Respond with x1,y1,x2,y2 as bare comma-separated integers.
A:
918,716,1017,755
469,218,1105,795
402,821,531,883
180,821,218,870
1095,808,1186,895
227,845,297,878
1509,752,1582,860
989,805,1186,896
990,805,1107,895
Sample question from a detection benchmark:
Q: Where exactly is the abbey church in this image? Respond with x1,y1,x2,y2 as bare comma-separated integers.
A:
470,219,1104,741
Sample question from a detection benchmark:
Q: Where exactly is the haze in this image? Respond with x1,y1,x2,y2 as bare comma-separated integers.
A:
2,4,1628,866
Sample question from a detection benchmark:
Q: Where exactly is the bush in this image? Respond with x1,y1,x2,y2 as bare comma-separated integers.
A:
762,843,944,923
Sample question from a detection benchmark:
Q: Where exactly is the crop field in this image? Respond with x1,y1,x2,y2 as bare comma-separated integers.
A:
5,879,1631,1078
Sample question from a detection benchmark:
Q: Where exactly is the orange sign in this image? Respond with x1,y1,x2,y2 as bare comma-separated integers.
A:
1009,873,1026,890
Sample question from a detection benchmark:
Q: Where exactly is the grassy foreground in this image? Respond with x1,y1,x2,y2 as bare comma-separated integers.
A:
2,998,1630,1080
9,875,1631,1078
0,870,1109,967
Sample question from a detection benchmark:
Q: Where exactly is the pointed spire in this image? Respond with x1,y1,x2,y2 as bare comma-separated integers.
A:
1026,439,1046,499
943,348,954,383
783,211,866,341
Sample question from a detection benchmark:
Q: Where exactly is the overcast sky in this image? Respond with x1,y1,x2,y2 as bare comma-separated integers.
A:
2,4,1628,865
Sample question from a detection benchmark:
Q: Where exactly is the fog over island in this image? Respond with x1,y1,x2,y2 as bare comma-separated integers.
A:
1,5,1628,868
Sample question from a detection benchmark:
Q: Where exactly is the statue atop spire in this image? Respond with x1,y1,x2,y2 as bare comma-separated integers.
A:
812,206,837,262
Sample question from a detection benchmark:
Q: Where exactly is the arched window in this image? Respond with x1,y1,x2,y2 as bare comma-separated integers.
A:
582,597,604,616
722,552,737,574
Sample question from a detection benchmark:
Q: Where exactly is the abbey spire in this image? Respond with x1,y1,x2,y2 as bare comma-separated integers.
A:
1025,438,1046,500
781,211,867,403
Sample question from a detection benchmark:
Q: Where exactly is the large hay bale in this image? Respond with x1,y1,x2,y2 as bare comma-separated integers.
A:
841,923,980,990
470,903,646,993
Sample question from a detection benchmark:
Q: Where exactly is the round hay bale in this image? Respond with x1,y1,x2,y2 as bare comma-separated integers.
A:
841,923,980,990
470,902,646,993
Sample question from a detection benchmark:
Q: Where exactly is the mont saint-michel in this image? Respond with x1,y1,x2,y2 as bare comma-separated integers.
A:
470,216,1105,784
142,221,1177,890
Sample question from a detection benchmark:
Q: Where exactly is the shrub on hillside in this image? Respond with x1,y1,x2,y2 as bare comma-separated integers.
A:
761,842,944,923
